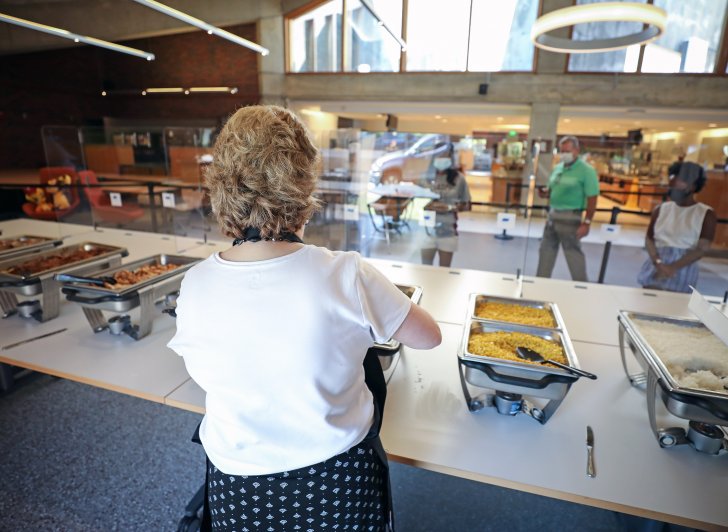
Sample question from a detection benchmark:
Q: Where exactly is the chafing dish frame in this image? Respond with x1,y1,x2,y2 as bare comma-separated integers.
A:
0,242,128,322
369,284,423,370
618,311,728,454
58,254,200,340
0,235,63,260
457,319,581,424
468,293,566,330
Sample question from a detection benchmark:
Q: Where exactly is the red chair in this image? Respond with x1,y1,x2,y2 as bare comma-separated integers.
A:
79,170,145,226
22,167,81,221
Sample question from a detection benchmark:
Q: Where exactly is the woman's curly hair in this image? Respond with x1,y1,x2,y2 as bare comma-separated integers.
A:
205,105,322,239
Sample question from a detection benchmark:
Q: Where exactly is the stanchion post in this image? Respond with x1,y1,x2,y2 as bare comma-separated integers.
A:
597,206,620,284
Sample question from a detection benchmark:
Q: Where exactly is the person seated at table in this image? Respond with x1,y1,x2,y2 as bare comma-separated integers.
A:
637,162,716,293
167,105,441,532
421,143,471,268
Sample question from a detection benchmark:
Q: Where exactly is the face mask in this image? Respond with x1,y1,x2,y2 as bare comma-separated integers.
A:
433,158,452,171
559,152,574,165
669,188,691,202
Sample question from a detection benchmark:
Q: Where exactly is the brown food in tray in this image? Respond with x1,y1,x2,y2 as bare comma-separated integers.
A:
4,247,107,275
0,237,45,252
468,331,567,365
474,301,556,328
105,262,180,288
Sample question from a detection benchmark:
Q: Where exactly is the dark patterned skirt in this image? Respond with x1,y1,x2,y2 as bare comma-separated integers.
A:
206,437,390,532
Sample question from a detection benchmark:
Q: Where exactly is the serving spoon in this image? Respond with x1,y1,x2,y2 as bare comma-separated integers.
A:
516,346,597,380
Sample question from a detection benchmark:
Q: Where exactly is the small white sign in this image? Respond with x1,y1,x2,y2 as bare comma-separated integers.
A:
496,212,516,230
333,204,344,221
600,223,621,241
344,204,359,221
109,192,122,207
162,191,176,208
422,210,436,228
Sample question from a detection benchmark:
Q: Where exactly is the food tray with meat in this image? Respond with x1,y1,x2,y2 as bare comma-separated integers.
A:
458,320,579,401
468,294,564,330
59,254,199,297
0,242,127,284
618,311,728,426
0,235,63,259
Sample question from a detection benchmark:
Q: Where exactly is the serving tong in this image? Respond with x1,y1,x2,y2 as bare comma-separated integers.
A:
54,273,117,286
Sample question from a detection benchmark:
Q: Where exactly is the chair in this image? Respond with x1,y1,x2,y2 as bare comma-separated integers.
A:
79,170,145,226
367,195,412,245
22,166,81,221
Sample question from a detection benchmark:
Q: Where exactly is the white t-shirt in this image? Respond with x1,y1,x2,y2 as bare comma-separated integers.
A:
654,201,712,249
167,245,412,475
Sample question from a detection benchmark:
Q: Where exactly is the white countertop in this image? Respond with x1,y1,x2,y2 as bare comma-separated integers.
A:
2,220,726,530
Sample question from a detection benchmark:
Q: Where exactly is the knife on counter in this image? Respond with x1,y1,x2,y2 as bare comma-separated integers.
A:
586,425,596,478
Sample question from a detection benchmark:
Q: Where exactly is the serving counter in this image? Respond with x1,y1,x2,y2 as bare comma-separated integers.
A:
1,219,726,530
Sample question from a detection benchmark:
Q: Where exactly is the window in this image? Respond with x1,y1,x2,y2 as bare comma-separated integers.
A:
289,1,342,73
405,0,471,71
568,0,647,73
345,0,403,72
468,0,539,72
645,0,728,73
288,0,539,73
568,0,728,73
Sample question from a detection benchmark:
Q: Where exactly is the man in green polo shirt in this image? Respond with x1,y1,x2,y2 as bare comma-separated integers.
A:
536,136,599,282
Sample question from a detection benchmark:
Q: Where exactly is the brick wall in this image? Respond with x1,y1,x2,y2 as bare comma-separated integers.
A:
0,23,260,168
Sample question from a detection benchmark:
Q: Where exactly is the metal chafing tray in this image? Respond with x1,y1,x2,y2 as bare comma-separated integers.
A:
618,310,728,454
369,284,423,371
58,254,200,340
0,242,127,321
0,235,63,260
457,319,581,424
468,293,565,330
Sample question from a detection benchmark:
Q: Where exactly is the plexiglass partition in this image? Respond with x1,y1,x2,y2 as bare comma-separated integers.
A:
3,122,725,299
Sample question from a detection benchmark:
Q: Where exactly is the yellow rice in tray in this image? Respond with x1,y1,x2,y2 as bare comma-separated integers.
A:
468,331,567,366
474,301,556,328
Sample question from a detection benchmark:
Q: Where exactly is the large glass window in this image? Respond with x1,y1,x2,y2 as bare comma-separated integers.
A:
405,0,471,71
468,0,539,71
568,0,647,73
345,0,403,72
289,1,342,73
645,0,727,73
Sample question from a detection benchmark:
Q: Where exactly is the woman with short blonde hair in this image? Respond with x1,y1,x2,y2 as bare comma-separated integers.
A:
170,105,441,531
205,104,322,239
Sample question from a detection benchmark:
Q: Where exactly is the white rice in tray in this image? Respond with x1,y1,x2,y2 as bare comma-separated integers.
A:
632,318,728,394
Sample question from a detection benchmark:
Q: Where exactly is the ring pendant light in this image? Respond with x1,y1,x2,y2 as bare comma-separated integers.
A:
531,2,667,53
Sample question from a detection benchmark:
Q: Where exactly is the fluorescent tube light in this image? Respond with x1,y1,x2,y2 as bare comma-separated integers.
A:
188,86,235,93
146,87,184,93
131,0,269,56
0,12,155,60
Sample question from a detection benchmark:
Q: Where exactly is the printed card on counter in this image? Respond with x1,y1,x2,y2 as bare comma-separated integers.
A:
496,212,516,231
344,204,359,221
422,210,436,228
162,192,176,208
109,192,122,207
600,223,621,241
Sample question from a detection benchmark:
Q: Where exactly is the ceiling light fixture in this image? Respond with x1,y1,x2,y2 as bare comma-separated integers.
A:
708,123,718,127
0,12,155,60
188,86,236,93
131,0,269,56
359,0,407,52
531,2,667,53
146,87,184,93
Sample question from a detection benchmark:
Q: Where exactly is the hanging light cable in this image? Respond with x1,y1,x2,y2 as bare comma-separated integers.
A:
131,0,269,56
359,0,407,52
